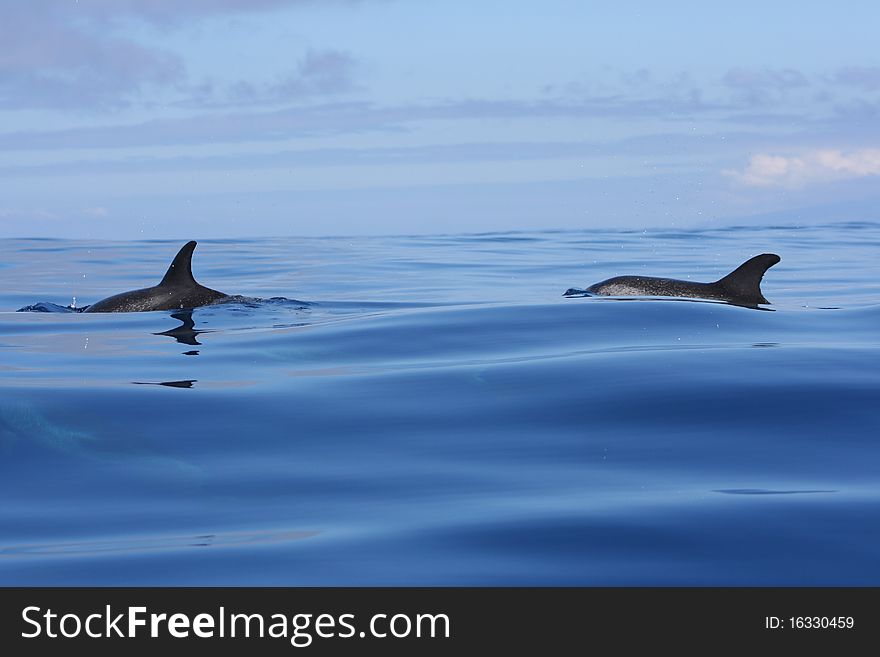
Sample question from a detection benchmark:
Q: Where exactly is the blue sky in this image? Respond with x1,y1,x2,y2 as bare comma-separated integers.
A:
1,0,879,238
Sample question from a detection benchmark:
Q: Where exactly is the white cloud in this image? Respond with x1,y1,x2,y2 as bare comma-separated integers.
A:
725,149,880,187
82,206,110,218
0,2,362,110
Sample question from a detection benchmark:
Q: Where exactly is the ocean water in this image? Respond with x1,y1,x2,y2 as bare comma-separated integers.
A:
1,222,879,585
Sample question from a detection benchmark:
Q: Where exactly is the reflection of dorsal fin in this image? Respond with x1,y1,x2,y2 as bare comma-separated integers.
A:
716,253,780,304
159,241,199,287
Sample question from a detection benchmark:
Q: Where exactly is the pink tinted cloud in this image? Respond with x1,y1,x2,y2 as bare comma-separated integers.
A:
725,149,880,187
0,2,362,109
71,0,332,25
0,4,183,109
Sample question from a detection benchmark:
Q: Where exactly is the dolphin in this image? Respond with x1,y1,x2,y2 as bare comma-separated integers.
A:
84,241,227,313
567,253,781,306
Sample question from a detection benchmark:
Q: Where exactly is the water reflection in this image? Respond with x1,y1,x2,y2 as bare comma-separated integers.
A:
154,311,204,346
0,529,318,557
714,489,837,495
562,292,775,311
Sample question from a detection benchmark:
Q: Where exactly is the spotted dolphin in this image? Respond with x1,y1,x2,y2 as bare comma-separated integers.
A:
84,241,227,313
567,254,781,306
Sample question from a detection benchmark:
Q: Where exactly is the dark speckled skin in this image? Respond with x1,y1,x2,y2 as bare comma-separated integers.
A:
583,254,781,306
84,241,227,313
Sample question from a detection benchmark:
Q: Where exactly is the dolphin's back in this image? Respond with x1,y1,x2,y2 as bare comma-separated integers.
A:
85,285,225,313
85,287,172,313
84,241,227,313
584,253,781,306
587,276,723,301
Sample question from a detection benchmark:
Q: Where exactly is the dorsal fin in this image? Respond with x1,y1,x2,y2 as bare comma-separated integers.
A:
159,241,199,287
716,253,781,304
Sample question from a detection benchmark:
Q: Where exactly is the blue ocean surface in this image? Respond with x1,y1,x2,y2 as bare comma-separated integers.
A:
1,223,879,585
